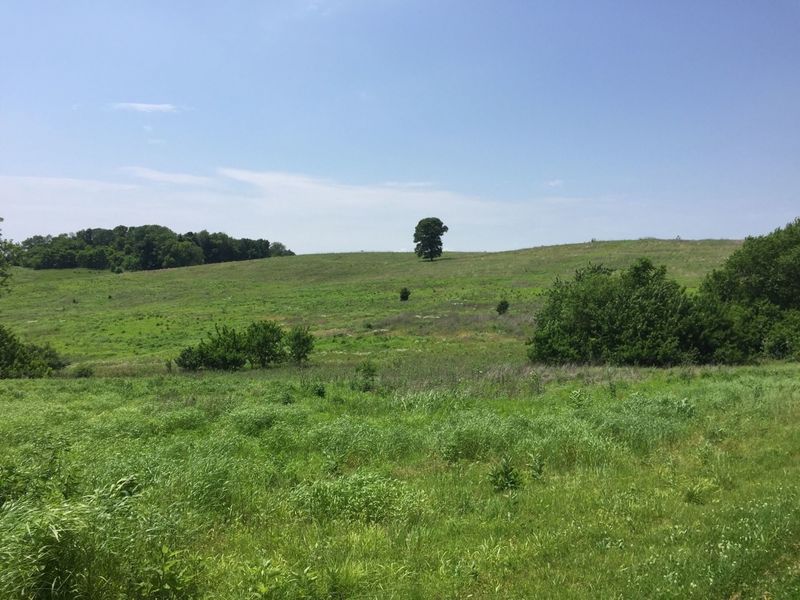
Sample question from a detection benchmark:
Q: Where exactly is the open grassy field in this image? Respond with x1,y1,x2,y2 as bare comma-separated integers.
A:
5,238,800,598
2,238,739,374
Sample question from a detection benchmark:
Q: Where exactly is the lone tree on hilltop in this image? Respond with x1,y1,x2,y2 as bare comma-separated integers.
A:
413,217,448,261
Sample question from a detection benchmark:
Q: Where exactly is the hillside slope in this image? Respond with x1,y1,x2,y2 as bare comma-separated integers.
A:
1,239,740,372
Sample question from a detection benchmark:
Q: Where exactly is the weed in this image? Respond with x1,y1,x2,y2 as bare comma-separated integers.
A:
526,452,545,480
351,361,378,392
488,457,522,492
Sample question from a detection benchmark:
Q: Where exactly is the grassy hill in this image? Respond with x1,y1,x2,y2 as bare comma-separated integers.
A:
2,238,740,374
7,237,800,599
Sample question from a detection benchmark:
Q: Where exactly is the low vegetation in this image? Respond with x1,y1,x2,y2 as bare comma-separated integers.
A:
175,321,314,371
1,364,799,597
0,325,67,379
2,221,800,597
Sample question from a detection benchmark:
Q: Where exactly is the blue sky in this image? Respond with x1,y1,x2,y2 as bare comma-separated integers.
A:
1,0,799,253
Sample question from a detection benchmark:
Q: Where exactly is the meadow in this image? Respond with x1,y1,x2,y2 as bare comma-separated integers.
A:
2,239,738,374
3,238,800,598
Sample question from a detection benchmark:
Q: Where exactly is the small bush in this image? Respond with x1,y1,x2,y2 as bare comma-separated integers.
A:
174,345,203,371
488,457,522,492
399,287,411,301
351,360,378,392
196,324,247,370
496,299,509,315
287,325,314,363
245,320,285,367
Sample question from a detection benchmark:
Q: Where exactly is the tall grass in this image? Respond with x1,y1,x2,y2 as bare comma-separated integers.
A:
2,363,799,597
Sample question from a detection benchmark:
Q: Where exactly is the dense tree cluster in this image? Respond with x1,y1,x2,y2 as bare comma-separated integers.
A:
10,225,293,271
528,218,800,366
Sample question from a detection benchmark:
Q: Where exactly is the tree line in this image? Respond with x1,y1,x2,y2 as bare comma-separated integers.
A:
5,224,294,272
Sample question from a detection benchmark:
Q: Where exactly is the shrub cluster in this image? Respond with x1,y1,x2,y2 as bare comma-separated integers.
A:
0,325,68,378
528,218,800,366
175,321,314,371
528,259,698,366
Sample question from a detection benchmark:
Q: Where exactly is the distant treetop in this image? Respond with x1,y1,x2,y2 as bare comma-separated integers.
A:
10,224,294,272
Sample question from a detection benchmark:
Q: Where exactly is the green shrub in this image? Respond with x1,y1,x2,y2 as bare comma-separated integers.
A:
175,324,247,371
701,217,800,311
174,345,202,371
496,299,509,315
245,320,285,367
399,287,411,301
286,325,314,363
0,325,68,378
351,360,378,392
528,259,699,366
175,321,314,371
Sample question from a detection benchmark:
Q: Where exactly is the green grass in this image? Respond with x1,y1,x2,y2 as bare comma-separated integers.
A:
2,239,739,373
6,238,800,598
2,365,799,598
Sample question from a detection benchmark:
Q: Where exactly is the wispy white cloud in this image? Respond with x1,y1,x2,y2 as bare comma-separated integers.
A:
4,168,745,253
122,166,212,186
546,179,564,188
111,102,179,113
214,168,624,252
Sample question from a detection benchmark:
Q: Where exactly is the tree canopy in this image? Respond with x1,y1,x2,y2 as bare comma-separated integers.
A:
528,259,698,366
528,217,800,365
9,225,294,272
413,217,448,261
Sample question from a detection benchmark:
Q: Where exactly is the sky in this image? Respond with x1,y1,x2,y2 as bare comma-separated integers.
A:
1,0,799,253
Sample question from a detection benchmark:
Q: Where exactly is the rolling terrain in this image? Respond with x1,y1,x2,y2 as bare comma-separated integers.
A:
5,237,800,599
3,238,740,374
